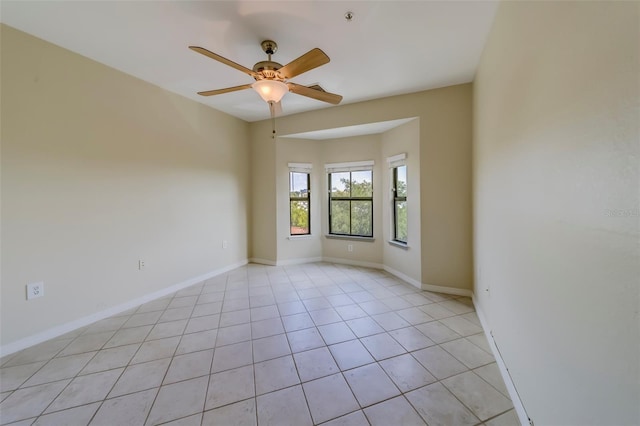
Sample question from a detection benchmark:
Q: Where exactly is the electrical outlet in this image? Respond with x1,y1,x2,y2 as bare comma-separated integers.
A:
26,282,44,300
138,260,145,270
347,244,353,252
222,240,228,249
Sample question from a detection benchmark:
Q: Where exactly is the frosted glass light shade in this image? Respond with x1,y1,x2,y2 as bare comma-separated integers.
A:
252,79,289,103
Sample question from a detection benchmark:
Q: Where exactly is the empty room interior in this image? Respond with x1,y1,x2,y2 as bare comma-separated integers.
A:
1,1,638,426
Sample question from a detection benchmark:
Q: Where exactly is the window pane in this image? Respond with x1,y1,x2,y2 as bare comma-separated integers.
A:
351,200,373,236
290,200,309,234
395,200,407,242
330,200,350,234
290,172,308,198
395,166,407,197
330,172,350,197
351,170,373,197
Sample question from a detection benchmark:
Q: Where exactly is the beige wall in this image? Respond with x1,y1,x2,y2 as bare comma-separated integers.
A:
473,2,639,425
250,84,473,291
1,25,251,347
381,119,422,283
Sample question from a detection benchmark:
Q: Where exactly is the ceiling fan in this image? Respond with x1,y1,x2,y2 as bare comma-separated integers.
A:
189,40,342,115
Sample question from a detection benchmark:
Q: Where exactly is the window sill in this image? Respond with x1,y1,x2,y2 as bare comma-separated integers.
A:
388,240,409,250
288,234,314,240
325,234,375,242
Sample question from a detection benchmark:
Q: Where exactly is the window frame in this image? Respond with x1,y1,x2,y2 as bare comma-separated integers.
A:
387,153,408,245
288,163,312,236
326,163,374,238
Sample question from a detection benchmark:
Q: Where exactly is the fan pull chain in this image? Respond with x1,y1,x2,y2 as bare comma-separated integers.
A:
269,101,277,138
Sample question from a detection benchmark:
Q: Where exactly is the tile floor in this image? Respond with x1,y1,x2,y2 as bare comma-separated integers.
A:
0,262,518,425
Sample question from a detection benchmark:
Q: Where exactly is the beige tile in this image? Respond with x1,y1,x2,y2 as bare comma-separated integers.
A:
109,358,171,397
33,402,100,426
164,349,214,385
147,376,208,425
216,323,252,346
83,317,128,335
343,363,400,407
403,293,433,307
485,409,520,426
277,301,306,316
176,329,218,355
349,291,376,303
3,339,72,367
90,389,156,426
293,347,339,382
334,304,368,321
192,302,223,317
1,391,12,403
45,369,123,413
474,362,511,398
175,285,203,297
418,303,456,320
0,380,70,424
205,365,255,410
211,340,253,373
358,300,391,315
406,382,479,426
360,333,406,360
438,299,475,315
282,313,315,332
415,321,461,344
58,331,115,356
309,308,342,326
257,385,312,426
325,294,355,308
123,311,162,328
252,334,291,363
251,305,280,321
345,317,384,338
412,346,467,380
302,373,359,424
80,344,139,375
220,309,251,327
103,325,152,348
396,307,434,325
131,336,180,364
184,315,220,334
364,396,426,426
467,332,492,353
388,326,435,352
298,288,322,299
442,371,513,421
460,312,482,326
197,291,224,305
159,307,194,323
439,316,483,337
441,338,494,369
145,319,188,341
202,398,256,426
379,353,436,392
317,323,356,345
168,295,198,309
0,361,46,392
251,317,285,339
250,294,276,307
136,298,171,314
329,340,375,371
255,355,300,395
287,328,325,353
371,312,411,331
321,410,369,426
23,352,95,387
222,298,250,312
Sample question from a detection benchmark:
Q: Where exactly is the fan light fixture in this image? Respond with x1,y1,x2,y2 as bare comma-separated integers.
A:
252,79,289,103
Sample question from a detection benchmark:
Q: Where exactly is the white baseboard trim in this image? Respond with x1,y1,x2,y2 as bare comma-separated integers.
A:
473,294,531,426
249,257,277,266
276,257,324,266
422,283,473,297
383,265,422,289
321,257,384,270
0,259,248,358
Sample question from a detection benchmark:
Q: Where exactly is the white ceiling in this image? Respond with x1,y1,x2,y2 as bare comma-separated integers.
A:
1,1,499,122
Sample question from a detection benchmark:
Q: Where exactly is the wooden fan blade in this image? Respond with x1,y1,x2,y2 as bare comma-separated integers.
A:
288,83,343,105
197,84,252,96
278,48,329,79
189,46,257,78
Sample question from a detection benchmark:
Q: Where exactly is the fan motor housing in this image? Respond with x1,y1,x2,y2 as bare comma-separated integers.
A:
253,61,284,80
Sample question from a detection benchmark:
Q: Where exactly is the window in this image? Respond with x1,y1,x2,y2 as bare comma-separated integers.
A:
388,153,407,244
289,163,311,235
326,161,374,237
